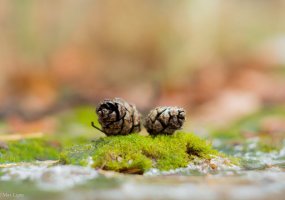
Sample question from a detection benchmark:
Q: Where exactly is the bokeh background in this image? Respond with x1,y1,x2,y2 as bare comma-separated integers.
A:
1,0,285,134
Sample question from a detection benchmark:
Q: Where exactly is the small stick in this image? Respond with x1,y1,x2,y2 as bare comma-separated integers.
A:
91,121,104,133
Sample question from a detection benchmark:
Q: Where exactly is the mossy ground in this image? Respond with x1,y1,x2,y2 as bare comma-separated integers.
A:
0,139,60,163
212,106,285,153
60,132,218,174
0,106,103,164
0,107,226,173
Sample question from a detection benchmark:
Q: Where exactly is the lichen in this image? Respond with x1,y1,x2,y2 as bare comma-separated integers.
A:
60,132,218,174
0,139,60,163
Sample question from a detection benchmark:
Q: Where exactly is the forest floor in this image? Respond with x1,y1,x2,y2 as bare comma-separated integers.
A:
0,106,285,200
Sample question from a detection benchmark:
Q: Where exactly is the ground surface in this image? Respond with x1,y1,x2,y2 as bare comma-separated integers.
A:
0,106,285,200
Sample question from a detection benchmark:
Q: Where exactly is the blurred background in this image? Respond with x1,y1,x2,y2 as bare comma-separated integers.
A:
0,0,285,134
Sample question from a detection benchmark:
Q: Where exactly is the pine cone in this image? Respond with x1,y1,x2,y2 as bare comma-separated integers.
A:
93,98,141,136
144,106,186,135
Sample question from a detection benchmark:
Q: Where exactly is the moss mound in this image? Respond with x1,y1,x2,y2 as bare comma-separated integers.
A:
60,132,217,174
0,139,60,163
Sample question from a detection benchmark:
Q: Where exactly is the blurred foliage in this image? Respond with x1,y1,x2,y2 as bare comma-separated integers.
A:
212,105,285,140
0,0,285,120
56,106,102,137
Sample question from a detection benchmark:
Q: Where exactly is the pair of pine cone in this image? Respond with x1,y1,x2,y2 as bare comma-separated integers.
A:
92,98,186,136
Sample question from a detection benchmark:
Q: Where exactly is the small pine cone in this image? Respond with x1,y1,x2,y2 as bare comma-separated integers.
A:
95,98,141,136
144,106,186,135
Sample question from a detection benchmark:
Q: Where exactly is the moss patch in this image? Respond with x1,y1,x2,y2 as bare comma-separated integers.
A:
60,132,217,174
0,139,60,163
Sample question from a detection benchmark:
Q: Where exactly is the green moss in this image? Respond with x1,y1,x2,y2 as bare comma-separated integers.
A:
60,132,218,174
0,139,60,163
59,143,96,166
257,143,278,153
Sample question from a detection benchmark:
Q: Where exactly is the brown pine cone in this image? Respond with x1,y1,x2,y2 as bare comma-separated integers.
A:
144,106,186,135
92,98,141,136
